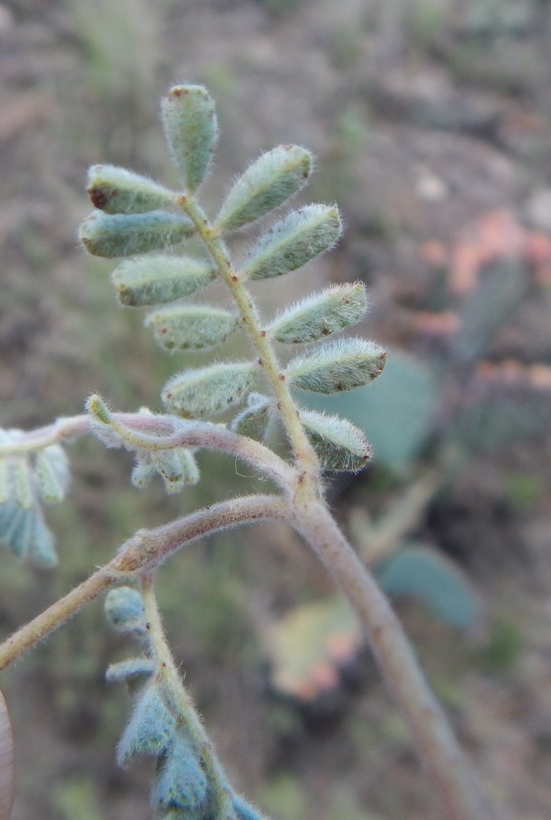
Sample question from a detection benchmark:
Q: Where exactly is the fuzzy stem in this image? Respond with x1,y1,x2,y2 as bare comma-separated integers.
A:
0,495,287,672
0,416,91,456
0,412,295,490
141,574,238,820
293,499,499,820
178,197,321,492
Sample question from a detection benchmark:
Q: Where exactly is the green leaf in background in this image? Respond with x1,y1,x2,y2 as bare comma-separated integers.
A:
299,348,437,471
263,594,361,700
451,261,528,364
375,542,480,630
451,391,551,454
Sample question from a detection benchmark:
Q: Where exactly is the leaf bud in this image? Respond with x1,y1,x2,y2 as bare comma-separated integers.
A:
299,409,372,472
287,338,386,394
216,145,312,232
112,255,216,307
242,205,342,281
145,305,238,351
162,84,219,193
86,395,121,449
87,164,177,214
80,210,194,258
270,283,368,344
178,449,200,486
105,586,147,634
162,362,255,419
131,461,156,489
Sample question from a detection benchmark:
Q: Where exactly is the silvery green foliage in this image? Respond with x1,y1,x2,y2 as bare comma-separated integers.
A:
241,205,341,281
287,338,386,394
87,165,177,214
216,145,312,232
162,363,256,419
79,210,195,258
105,587,268,820
269,283,368,344
104,586,148,635
298,410,372,472
82,83,387,471
145,305,238,351
112,256,216,307
230,394,274,441
162,85,219,193
0,429,70,567
85,398,200,493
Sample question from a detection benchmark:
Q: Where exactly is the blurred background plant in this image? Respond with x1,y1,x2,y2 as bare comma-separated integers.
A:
2,0,551,818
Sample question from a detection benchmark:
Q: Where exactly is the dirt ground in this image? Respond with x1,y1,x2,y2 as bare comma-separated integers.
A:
2,1,551,818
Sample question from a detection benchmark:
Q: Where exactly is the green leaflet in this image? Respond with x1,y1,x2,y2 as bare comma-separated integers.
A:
287,338,386,394
145,305,238,351
116,684,176,766
270,283,367,343
87,164,177,214
34,446,69,504
80,210,194,258
162,362,255,419
149,449,200,493
301,349,437,471
112,255,216,306
242,205,342,281
230,394,273,441
299,409,372,471
216,145,312,232
162,85,219,193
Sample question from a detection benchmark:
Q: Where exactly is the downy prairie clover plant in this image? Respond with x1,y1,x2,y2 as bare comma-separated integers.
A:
0,85,499,820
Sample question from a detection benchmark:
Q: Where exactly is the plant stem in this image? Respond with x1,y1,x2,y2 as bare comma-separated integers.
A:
0,416,91,456
141,573,238,820
179,197,321,492
0,495,287,673
0,571,112,674
294,498,499,820
0,412,295,490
